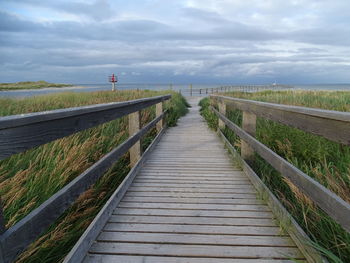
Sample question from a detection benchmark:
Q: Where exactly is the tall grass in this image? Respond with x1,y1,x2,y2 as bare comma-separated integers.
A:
0,90,189,262
199,90,350,263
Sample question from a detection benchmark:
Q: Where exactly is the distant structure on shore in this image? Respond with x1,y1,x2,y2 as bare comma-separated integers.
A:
109,74,118,91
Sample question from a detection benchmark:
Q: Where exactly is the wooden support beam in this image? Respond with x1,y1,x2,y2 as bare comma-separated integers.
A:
241,111,256,163
218,101,226,130
129,111,141,167
156,102,163,133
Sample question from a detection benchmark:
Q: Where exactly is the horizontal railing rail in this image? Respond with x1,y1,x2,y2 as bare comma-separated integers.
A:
211,94,350,145
210,95,350,234
0,95,170,160
0,95,171,263
178,84,293,96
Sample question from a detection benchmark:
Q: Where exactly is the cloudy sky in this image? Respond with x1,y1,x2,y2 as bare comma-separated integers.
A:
1,0,350,84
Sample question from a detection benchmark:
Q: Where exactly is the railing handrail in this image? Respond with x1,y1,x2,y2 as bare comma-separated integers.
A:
0,95,171,160
0,95,171,263
211,94,350,145
0,95,170,129
209,95,350,234
211,94,350,122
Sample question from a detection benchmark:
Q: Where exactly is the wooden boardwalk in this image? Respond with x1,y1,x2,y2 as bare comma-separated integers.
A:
83,97,305,263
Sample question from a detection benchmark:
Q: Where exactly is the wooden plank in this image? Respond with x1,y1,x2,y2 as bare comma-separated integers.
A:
218,129,327,263
89,242,303,259
97,231,294,246
130,182,254,189
133,179,250,185
211,94,350,145
128,111,141,166
134,176,249,181
84,255,305,263
124,192,257,199
62,127,167,263
113,208,274,218
121,196,262,205
103,223,283,236
117,202,270,212
128,187,256,194
212,106,350,233
108,215,275,226
0,113,166,263
0,95,170,160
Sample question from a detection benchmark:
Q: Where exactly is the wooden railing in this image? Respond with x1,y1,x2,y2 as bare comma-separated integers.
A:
178,84,293,96
0,95,171,263
210,94,350,234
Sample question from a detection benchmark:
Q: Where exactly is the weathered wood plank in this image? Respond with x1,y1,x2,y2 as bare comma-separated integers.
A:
89,242,303,259
124,192,257,199
212,106,350,233
128,186,256,194
97,231,294,246
113,208,274,218
130,182,254,189
108,215,275,226
84,255,305,263
211,94,350,145
62,127,166,263
0,113,166,263
103,223,283,236
0,95,170,160
121,196,262,205
117,202,270,211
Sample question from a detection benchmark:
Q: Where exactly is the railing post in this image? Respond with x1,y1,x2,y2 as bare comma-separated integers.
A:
206,88,208,94
241,111,256,163
128,111,141,166
218,100,226,130
156,102,163,133
190,84,193,96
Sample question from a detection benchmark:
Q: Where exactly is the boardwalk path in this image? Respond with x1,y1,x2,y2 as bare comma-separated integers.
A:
84,97,305,262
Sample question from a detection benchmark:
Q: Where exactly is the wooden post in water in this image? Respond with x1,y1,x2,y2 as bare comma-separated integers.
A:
241,111,256,163
128,111,141,166
218,100,226,130
156,102,163,133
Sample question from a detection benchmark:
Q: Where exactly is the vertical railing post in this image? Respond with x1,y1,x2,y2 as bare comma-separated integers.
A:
128,111,141,167
241,111,256,163
190,84,193,96
206,88,208,94
156,102,163,133
218,100,226,130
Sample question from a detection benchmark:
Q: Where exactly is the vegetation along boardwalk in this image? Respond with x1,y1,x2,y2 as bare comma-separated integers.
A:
65,97,308,262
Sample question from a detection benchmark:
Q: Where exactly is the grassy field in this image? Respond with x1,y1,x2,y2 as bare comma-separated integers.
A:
0,81,72,90
0,90,189,262
200,90,350,263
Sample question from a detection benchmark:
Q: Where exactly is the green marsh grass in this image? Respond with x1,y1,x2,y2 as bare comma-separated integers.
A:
199,90,350,262
0,90,189,262
0,81,71,91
